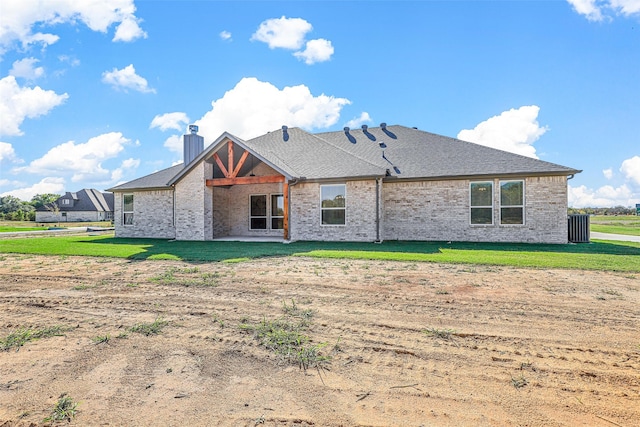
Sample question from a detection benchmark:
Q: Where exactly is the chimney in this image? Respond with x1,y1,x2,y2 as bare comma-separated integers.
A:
183,124,204,166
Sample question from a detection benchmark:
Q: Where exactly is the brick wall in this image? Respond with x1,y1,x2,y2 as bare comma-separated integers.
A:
290,180,378,241
36,211,106,223
212,162,284,238
175,162,214,241
113,189,175,238
382,176,568,243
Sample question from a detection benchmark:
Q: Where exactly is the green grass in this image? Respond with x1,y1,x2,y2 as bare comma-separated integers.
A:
0,226,44,232
0,235,638,272
591,215,640,236
129,317,168,336
43,394,79,423
0,326,68,351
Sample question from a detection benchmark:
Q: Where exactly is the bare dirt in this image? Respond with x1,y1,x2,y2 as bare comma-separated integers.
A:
0,254,638,426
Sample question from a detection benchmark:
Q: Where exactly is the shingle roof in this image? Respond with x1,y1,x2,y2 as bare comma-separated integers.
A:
108,164,184,191
110,125,580,191
37,189,115,212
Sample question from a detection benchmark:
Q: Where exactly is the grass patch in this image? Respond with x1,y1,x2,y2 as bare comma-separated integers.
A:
591,215,640,236
43,394,79,423
150,267,219,287
92,334,111,344
129,317,168,336
0,226,43,232
423,327,456,340
0,235,639,272
0,326,67,351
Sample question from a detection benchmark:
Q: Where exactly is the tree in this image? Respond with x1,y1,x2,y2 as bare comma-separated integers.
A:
31,193,61,210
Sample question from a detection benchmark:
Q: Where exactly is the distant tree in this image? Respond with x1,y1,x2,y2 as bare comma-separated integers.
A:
31,193,61,209
0,196,35,221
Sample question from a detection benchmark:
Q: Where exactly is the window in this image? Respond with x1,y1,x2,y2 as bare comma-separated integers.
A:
123,194,134,225
250,195,267,230
321,184,346,225
500,180,524,225
271,194,284,229
61,199,70,206
470,182,493,225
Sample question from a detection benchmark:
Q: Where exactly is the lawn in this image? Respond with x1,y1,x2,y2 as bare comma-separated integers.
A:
590,215,640,236
0,235,638,272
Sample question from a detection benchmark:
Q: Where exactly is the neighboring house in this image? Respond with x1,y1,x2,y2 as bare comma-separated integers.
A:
36,189,114,223
108,124,580,243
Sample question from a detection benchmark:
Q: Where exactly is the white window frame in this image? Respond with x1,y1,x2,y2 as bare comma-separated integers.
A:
60,199,70,206
249,194,268,230
320,184,346,226
123,193,134,226
469,181,494,225
499,180,525,225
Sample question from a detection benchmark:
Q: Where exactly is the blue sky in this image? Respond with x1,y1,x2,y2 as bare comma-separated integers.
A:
1,0,638,208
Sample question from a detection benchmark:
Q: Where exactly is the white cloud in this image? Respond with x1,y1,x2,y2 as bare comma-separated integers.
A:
0,177,65,200
603,168,613,179
568,183,638,208
0,0,146,55
194,77,350,141
220,31,232,41
0,76,69,137
567,0,640,21
163,135,183,154
113,16,147,42
344,112,372,129
567,0,604,21
294,38,334,64
15,132,132,183
9,57,44,80
58,55,80,67
0,142,21,164
110,157,140,181
620,155,640,185
569,155,640,207
101,64,156,93
251,16,312,49
150,112,190,132
457,105,548,158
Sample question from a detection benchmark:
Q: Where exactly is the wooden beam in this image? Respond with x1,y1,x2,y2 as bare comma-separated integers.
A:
231,150,250,178
227,141,234,177
212,152,229,178
283,181,289,240
206,175,285,187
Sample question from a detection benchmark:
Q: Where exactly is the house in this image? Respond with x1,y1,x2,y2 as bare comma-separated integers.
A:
108,124,580,243
36,189,114,223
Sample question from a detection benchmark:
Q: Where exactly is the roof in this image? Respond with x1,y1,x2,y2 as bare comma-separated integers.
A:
108,164,183,191
109,124,580,191
37,189,114,212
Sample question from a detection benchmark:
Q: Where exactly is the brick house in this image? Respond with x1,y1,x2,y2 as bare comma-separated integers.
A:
108,124,580,243
35,189,114,223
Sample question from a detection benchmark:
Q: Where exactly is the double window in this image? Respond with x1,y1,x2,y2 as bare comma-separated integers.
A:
123,194,134,225
250,194,284,230
470,180,524,225
321,184,346,225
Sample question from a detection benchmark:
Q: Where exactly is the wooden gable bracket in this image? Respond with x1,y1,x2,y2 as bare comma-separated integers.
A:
206,140,290,239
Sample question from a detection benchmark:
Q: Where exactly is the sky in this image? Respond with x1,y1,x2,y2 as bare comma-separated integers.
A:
0,0,638,208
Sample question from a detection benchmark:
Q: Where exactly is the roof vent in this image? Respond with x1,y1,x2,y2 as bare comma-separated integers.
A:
282,125,288,132
343,126,350,132
282,125,289,142
188,124,199,134
361,124,368,131
379,142,387,148
380,122,387,130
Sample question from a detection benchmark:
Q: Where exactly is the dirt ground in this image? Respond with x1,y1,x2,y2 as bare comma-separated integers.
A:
0,254,638,427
